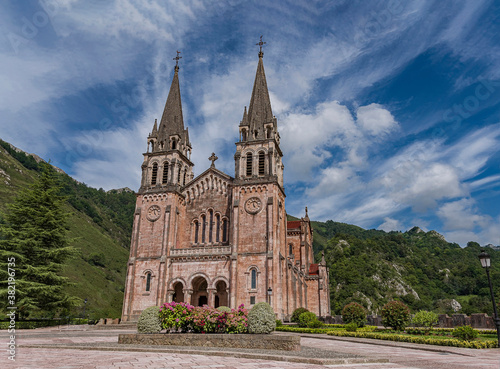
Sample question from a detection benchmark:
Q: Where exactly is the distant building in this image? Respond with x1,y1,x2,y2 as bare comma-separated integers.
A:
121,46,330,322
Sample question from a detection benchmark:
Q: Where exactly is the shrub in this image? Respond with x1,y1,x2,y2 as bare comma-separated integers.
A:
452,325,478,341
137,306,161,334
298,311,323,328
345,322,358,332
224,304,248,334
291,307,309,323
276,319,283,327
412,310,438,331
381,301,411,331
342,302,367,327
248,302,276,334
216,306,231,313
159,302,194,331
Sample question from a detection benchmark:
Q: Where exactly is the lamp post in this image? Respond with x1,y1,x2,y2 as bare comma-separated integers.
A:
267,287,272,306
478,250,500,348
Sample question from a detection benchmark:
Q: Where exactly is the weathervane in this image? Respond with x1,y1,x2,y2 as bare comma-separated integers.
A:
256,35,266,56
208,152,218,168
173,50,182,67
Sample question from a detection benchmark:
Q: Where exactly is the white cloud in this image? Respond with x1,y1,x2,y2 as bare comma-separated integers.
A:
356,103,398,136
437,198,490,231
378,217,402,232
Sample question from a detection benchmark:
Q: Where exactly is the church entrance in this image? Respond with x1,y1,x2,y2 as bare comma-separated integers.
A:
215,280,228,308
191,276,208,307
172,282,184,303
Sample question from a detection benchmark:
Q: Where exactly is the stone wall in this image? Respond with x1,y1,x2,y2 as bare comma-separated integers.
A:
118,333,301,351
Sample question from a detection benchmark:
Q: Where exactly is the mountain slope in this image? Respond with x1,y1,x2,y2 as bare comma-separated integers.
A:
0,140,135,318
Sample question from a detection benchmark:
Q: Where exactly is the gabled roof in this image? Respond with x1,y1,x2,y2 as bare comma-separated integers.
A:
287,221,301,229
184,165,233,190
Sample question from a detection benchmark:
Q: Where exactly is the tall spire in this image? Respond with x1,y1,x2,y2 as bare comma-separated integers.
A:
247,37,273,140
157,64,184,139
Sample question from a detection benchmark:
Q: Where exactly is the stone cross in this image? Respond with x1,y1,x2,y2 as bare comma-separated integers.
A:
209,152,218,167
256,35,266,55
173,50,182,67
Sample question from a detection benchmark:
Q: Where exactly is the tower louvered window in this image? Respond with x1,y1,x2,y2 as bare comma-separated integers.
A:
258,152,265,175
216,214,220,243
194,221,199,243
246,153,253,176
151,163,158,185
183,169,187,185
177,166,181,184
208,210,213,243
201,215,206,243
162,162,169,183
222,219,228,243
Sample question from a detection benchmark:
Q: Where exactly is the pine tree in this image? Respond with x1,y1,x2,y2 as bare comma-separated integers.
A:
0,163,79,318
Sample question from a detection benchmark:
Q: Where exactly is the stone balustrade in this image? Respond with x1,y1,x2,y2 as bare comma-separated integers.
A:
169,245,232,257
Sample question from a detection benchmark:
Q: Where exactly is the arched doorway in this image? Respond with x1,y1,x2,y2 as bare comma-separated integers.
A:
172,282,184,303
215,280,228,308
191,276,208,307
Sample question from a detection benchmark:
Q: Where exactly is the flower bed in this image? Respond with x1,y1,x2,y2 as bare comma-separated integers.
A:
158,302,248,334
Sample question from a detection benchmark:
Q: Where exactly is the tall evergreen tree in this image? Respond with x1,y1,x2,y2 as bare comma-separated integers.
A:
0,163,79,317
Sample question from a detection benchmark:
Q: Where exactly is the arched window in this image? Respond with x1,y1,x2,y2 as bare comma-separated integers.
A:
172,139,176,150
258,151,265,175
289,244,293,255
222,219,228,243
242,129,247,141
177,165,182,184
208,210,213,243
183,169,187,186
215,214,220,243
201,215,206,243
151,163,158,185
194,221,199,244
162,162,169,184
146,272,151,292
246,153,253,177
251,269,257,289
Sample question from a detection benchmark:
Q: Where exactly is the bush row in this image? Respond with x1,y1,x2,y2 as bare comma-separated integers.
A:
326,330,498,349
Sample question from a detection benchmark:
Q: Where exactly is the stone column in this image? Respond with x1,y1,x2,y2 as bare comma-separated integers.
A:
167,290,174,303
208,288,216,307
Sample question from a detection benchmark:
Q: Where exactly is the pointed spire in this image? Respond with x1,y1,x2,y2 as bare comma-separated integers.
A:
150,119,158,137
320,251,326,266
304,206,309,221
158,66,184,139
247,38,273,140
239,106,249,127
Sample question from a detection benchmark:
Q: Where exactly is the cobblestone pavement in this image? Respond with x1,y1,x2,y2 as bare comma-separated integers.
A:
1,327,499,369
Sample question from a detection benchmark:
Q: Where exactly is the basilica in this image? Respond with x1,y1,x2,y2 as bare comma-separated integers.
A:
121,44,330,321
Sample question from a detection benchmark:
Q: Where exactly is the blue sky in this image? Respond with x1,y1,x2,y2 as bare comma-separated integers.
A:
1,0,500,246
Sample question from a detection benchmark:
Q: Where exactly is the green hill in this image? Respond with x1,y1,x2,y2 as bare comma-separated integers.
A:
0,139,136,318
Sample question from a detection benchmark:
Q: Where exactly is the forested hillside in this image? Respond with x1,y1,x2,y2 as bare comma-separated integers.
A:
310,221,500,316
0,139,136,318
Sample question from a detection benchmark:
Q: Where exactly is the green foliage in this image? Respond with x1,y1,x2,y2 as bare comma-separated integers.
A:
412,310,438,330
298,311,323,328
291,307,309,323
381,301,411,331
0,163,80,317
452,325,478,341
216,306,231,313
137,306,161,333
344,322,358,331
276,319,283,327
342,302,366,327
248,302,276,334
327,330,496,349
159,302,194,331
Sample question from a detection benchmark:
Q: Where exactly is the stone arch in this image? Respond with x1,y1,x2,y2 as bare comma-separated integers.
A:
189,273,210,307
214,279,229,308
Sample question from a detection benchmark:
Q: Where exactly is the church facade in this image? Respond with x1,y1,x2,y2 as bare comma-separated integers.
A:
121,48,330,322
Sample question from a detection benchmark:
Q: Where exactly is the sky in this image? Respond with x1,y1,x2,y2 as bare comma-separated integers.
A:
1,0,500,246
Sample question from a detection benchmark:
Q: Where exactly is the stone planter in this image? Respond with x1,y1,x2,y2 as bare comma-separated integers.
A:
118,333,301,351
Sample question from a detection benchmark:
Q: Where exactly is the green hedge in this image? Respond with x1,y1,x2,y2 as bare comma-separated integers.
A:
326,330,497,349
276,326,335,334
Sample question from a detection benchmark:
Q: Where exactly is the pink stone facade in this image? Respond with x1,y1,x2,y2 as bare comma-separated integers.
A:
121,52,330,322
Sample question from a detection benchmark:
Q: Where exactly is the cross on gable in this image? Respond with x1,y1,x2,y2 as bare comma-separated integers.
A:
208,152,218,167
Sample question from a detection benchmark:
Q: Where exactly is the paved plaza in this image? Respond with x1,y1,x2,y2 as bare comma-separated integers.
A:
1,327,499,368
